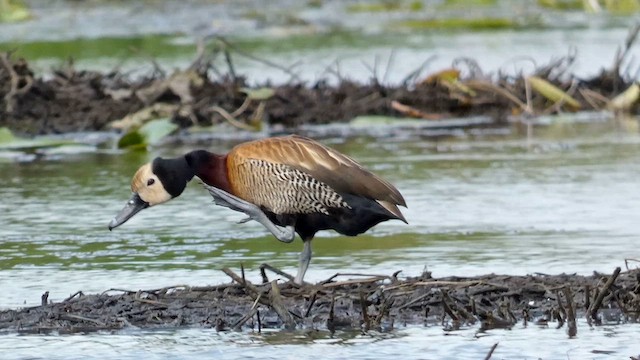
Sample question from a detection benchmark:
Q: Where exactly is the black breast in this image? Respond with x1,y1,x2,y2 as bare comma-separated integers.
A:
265,193,397,240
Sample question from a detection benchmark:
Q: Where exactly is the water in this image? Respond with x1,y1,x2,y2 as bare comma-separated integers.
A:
1,119,640,358
1,1,640,357
0,2,638,84
0,323,638,360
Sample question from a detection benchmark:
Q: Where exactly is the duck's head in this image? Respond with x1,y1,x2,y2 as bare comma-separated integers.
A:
108,157,193,230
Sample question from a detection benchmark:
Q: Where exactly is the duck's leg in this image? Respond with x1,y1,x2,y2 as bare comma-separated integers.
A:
203,184,295,243
294,238,313,285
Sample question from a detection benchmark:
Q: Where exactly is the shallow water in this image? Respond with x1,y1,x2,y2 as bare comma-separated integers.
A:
1,1,638,84
1,118,640,358
0,322,638,360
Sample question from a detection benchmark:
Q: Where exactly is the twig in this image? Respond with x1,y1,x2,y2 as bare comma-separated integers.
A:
612,22,640,85
1,52,25,112
578,88,609,109
562,287,577,337
401,55,437,86
391,100,445,120
259,263,296,283
59,314,106,327
555,290,567,322
133,298,169,308
466,80,528,112
230,96,251,118
101,288,138,295
222,47,236,82
624,258,640,271
209,105,256,131
222,267,262,296
304,290,318,318
483,343,499,360
440,290,459,322
214,36,301,82
322,272,392,283
584,285,591,312
542,79,580,115
41,291,49,306
359,289,370,331
327,294,336,332
587,267,621,323
241,264,246,286
373,293,392,327
268,280,296,330
63,291,84,303
397,293,431,311
232,294,262,329
322,277,387,288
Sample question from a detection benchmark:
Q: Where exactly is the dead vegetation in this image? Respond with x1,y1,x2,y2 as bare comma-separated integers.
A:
1,25,639,136
1,266,638,335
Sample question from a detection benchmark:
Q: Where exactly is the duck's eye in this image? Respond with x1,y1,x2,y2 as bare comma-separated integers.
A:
147,178,155,186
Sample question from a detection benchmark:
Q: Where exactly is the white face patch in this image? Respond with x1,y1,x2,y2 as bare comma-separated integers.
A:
131,163,172,206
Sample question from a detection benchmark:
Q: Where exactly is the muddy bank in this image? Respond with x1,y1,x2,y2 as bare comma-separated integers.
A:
1,25,639,136
1,266,637,335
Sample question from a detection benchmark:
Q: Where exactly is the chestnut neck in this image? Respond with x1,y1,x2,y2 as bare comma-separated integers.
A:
184,150,232,193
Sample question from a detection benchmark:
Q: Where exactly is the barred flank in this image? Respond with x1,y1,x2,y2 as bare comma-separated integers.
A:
236,159,349,215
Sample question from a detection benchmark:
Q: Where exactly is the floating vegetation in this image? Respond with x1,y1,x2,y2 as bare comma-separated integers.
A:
346,0,423,13
538,0,640,13
393,17,516,31
0,0,30,23
0,127,74,151
117,118,178,150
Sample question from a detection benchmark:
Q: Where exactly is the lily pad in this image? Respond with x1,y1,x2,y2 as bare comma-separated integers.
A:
117,118,178,149
0,127,75,151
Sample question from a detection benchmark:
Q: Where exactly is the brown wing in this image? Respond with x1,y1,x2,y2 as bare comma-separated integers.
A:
227,135,407,221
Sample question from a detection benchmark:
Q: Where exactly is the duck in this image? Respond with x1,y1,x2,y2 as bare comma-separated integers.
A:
108,135,407,284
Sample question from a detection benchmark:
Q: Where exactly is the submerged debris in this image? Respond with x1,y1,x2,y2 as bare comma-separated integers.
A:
1,266,638,334
1,25,639,136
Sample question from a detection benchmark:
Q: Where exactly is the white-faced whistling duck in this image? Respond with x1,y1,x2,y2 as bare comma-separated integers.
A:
109,135,407,284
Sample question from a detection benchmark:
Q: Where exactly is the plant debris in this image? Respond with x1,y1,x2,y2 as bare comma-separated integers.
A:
1,24,639,136
1,266,638,335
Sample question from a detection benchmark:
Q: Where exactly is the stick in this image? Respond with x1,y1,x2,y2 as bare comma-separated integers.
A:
304,290,318,318
63,291,84,303
327,294,336,332
359,289,370,331
259,263,296,283
322,272,392,284
209,105,256,131
483,343,499,360
587,267,621,323
440,290,459,322
269,280,296,330
562,287,577,337
41,291,49,306
232,294,262,329
322,277,386,288
59,314,106,327
222,267,261,296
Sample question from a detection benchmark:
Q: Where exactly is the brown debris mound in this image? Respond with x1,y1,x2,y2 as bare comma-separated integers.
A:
1,266,638,335
1,25,639,136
